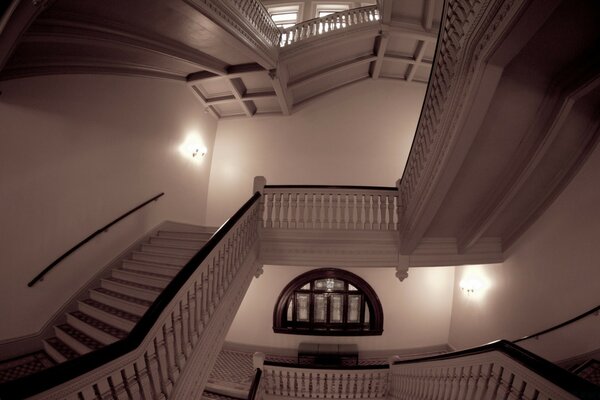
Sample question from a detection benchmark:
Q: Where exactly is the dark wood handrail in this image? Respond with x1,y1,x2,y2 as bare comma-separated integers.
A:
513,304,600,344
392,340,600,399
247,368,262,400
264,184,397,191
0,192,262,399
27,192,165,287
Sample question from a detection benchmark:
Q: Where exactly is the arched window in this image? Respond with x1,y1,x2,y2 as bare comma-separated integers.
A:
273,268,383,336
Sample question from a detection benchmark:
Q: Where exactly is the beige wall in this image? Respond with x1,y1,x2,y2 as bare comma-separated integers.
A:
448,142,600,361
226,265,455,353
206,79,425,225
0,75,217,340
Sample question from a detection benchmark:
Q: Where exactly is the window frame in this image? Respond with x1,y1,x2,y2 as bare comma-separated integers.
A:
273,268,384,336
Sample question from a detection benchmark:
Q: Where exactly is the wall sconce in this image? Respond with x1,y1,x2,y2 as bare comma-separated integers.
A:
460,277,484,295
192,146,207,158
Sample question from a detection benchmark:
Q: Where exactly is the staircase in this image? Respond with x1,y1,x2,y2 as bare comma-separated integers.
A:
1,224,214,381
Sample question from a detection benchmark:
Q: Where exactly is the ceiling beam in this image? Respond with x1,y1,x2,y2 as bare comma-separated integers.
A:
189,85,220,119
270,65,292,115
405,41,427,82
187,63,265,84
369,31,389,79
422,0,436,31
381,0,394,25
227,77,256,117
289,54,377,88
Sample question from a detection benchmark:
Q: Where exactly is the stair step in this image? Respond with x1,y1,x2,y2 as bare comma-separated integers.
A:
43,337,79,364
149,236,207,249
55,324,104,355
122,259,181,277
67,311,127,345
141,243,199,257
157,230,213,241
90,287,151,316
101,277,161,301
131,250,189,266
78,299,139,331
113,268,171,287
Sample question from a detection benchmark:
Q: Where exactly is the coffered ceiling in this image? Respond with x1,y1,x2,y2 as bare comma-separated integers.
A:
0,0,444,118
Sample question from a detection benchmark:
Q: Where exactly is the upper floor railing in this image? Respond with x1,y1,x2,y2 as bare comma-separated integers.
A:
255,180,400,232
279,5,380,47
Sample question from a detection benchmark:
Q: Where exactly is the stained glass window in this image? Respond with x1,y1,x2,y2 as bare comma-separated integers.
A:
273,268,383,336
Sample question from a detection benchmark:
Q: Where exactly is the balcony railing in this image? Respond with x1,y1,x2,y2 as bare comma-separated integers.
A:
258,183,399,231
231,0,281,48
279,5,380,47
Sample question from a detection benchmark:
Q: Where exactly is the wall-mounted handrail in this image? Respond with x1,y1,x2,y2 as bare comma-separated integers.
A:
513,304,600,344
1,192,262,399
391,340,600,399
27,192,165,287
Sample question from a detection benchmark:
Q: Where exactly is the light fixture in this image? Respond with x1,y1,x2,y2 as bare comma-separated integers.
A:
192,146,207,158
460,277,484,295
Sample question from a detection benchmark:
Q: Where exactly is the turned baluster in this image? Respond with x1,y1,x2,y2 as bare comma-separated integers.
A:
290,192,297,228
315,193,322,228
358,194,365,229
323,193,330,228
332,193,339,228
265,193,274,228
281,192,289,228
348,194,355,229
273,192,282,228
297,192,305,228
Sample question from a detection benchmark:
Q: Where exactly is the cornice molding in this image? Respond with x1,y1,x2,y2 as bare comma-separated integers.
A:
397,0,529,253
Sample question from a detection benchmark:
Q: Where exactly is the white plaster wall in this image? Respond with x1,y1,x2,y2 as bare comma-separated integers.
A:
0,75,216,340
226,266,455,353
206,79,425,226
448,143,600,361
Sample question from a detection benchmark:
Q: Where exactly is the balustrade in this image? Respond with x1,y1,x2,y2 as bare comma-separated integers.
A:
260,185,399,231
260,362,388,400
388,341,596,400
2,195,262,399
280,5,380,47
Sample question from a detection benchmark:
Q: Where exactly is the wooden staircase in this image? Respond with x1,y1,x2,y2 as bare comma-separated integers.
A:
1,225,214,380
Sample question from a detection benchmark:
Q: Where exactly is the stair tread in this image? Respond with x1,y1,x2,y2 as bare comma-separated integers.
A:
45,337,79,361
56,324,104,351
94,287,153,307
81,298,140,323
117,267,173,280
202,391,244,400
133,250,189,260
143,242,203,251
70,311,128,339
104,277,163,292
123,258,182,270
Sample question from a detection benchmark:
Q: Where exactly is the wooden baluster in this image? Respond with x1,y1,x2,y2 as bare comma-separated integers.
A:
274,193,282,228
290,192,297,228
323,193,330,228
265,193,274,228
298,192,305,228
201,270,209,324
306,193,314,228
164,321,178,385
387,195,394,230
281,192,289,228
379,194,386,231
154,334,170,397
331,193,338,229
340,193,348,229
348,194,355,229
357,194,364,229
315,193,322,228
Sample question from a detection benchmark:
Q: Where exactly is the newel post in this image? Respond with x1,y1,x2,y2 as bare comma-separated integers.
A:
254,176,267,194
253,352,266,369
